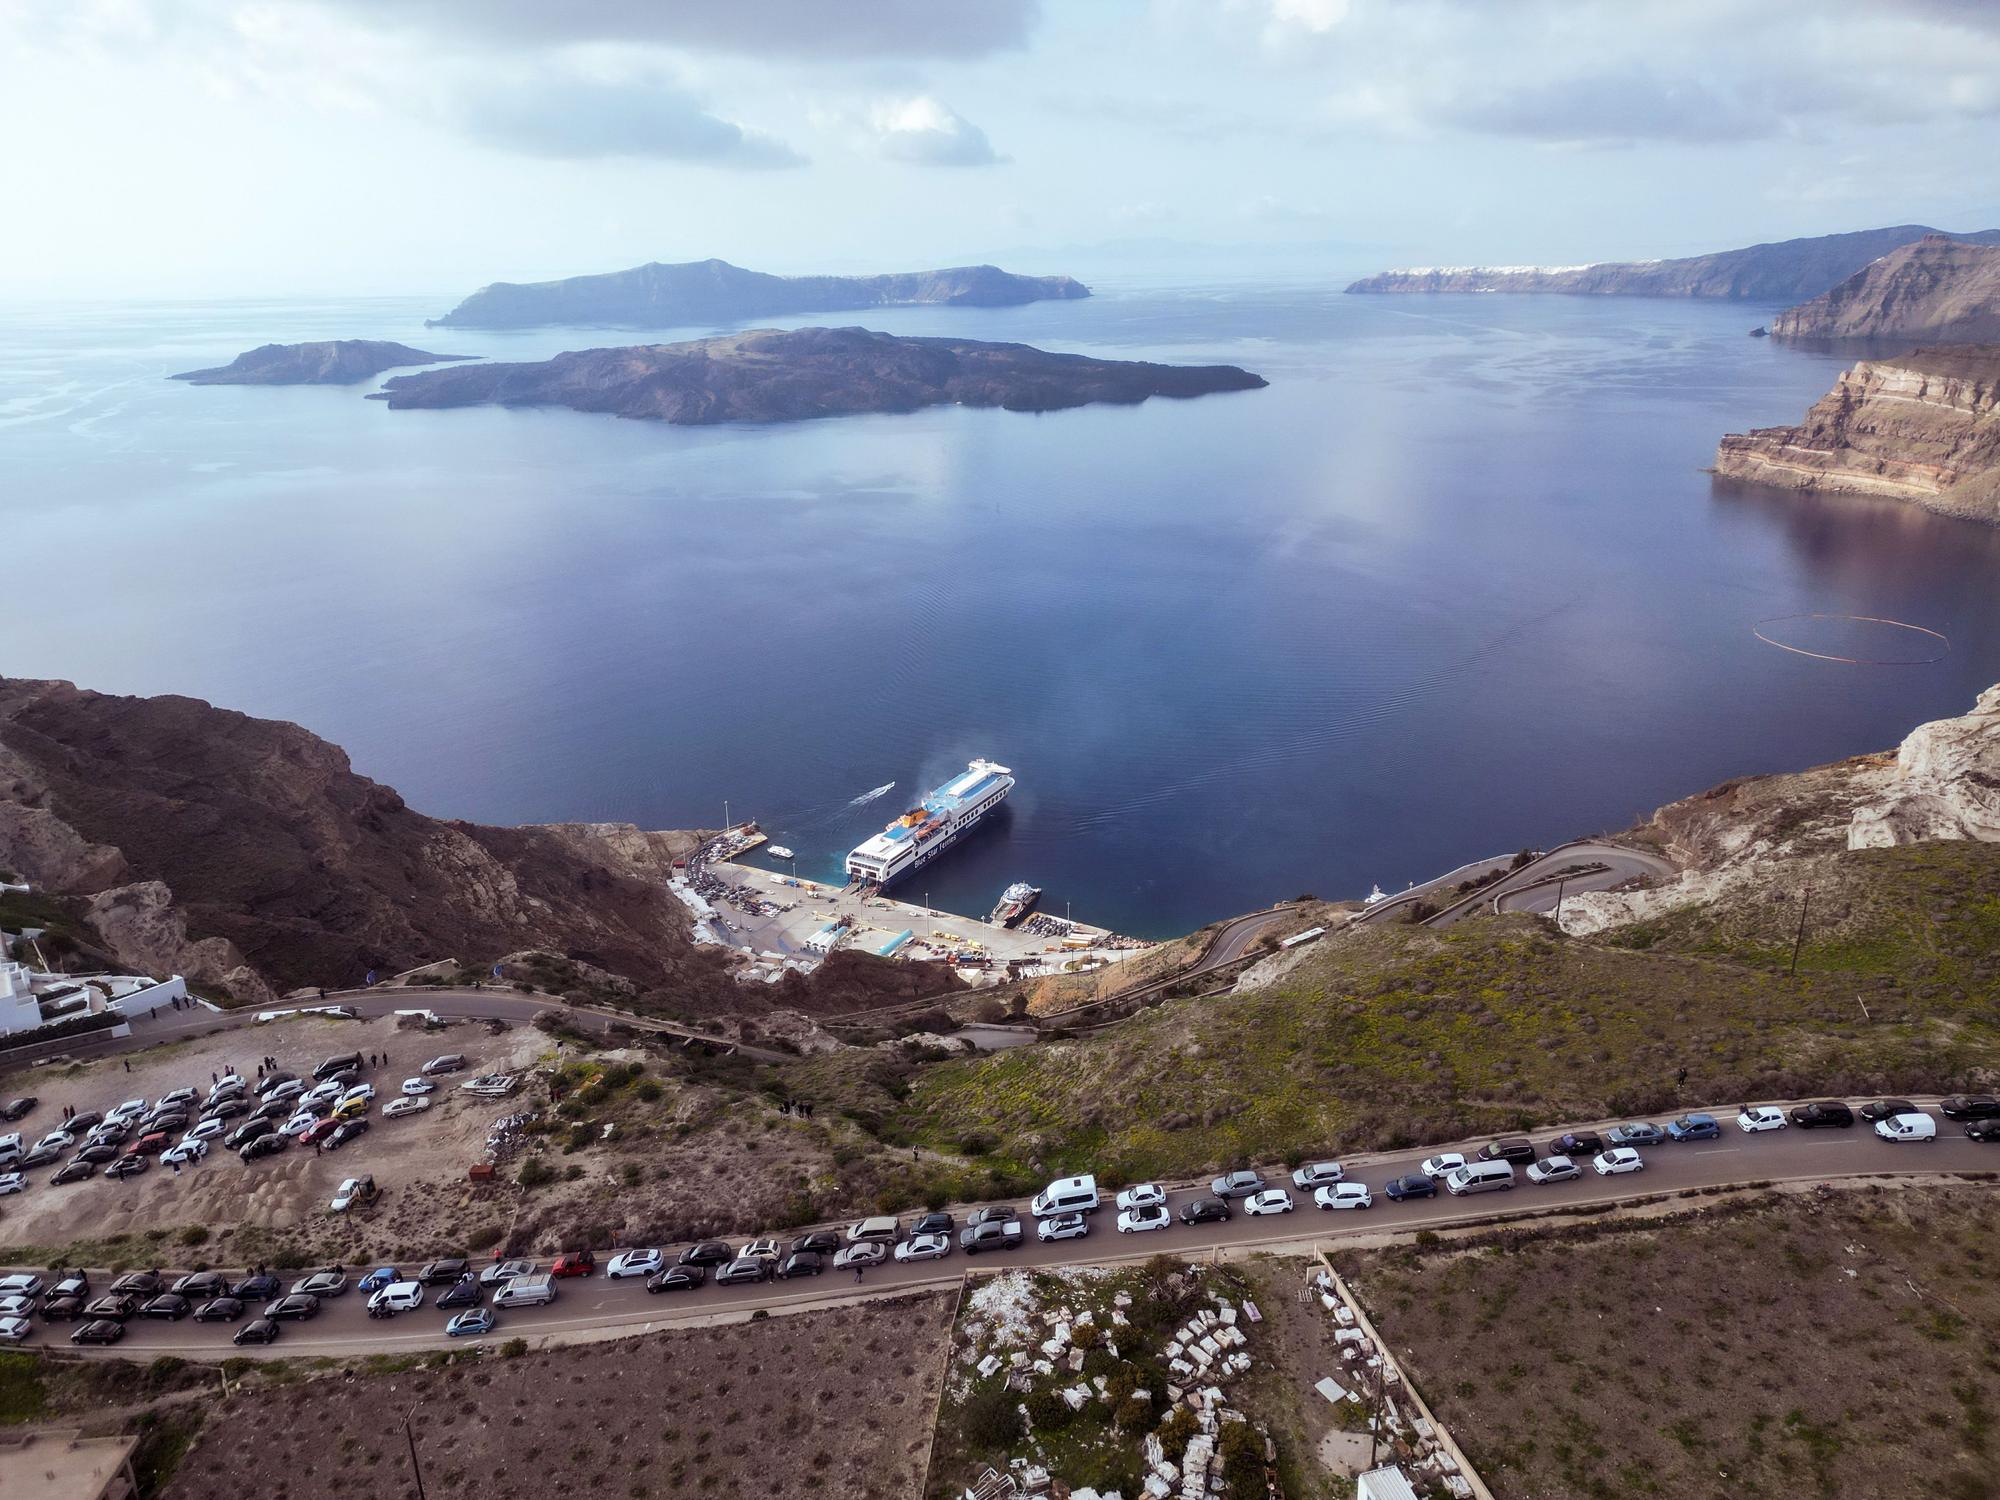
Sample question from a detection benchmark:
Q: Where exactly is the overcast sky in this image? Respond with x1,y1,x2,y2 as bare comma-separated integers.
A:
5,0,1998,297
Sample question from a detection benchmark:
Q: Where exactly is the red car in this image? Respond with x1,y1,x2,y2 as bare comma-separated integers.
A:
134,1131,172,1156
550,1251,596,1278
301,1118,342,1147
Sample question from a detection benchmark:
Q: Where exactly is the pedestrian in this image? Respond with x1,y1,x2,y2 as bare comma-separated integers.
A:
853,1265,865,1283
123,1060,130,1073
172,1161,181,1176
1676,1066,1689,1090
314,1142,322,1156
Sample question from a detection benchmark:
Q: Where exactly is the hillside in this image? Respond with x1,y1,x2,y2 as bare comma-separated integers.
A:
1768,233,2000,341
373,325,1266,425
1346,223,2000,300
1715,345,2000,523
429,257,1089,329
170,340,473,385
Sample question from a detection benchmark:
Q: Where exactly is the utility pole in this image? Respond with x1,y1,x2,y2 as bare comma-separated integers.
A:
1788,885,1813,978
1554,878,1566,922
403,1404,428,1500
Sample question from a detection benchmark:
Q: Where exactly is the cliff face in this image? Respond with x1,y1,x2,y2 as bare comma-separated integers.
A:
1767,235,2000,342
429,258,1090,330
1714,345,2000,524
373,325,1266,425
171,341,473,385
1346,224,2000,301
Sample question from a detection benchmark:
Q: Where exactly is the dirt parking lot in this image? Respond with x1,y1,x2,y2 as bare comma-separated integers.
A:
163,1291,955,1500
0,1014,540,1266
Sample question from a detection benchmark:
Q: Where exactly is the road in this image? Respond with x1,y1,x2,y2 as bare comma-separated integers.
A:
29,1099,1994,1362
1357,841,1676,930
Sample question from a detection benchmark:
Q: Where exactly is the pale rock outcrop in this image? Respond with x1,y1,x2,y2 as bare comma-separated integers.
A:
1848,684,2000,847
84,880,275,1004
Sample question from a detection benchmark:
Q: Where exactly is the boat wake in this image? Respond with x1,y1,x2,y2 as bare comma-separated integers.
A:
848,781,896,806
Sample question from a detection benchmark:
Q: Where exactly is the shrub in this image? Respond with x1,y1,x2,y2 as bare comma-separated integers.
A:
519,1157,556,1188
501,1338,528,1358
1024,1390,1073,1432
178,1225,210,1247
1157,1408,1198,1454
634,1079,664,1103
959,1384,1024,1448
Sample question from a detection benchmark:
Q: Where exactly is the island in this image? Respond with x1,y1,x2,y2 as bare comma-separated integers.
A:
427,257,1089,330
170,340,476,386
1345,224,2000,302
1714,345,2000,525
369,325,1265,425
1765,235,2000,342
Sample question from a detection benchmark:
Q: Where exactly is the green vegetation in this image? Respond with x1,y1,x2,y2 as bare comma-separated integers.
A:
0,1353,47,1424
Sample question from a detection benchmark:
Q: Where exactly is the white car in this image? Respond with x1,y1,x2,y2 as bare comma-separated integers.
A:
0,1295,36,1319
481,1258,537,1285
279,1112,319,1137
1038,1212,1090,1242
340,1084,376,1106
182,1117,228,1143
0,1274,46,1298
384,1097,431,1119
1736,1106,1788,1133
894,1232,952,1263
368,1281,424,1315
1243,1189,1296,1216
161,1139,208,1166
1114,1183,1166,1212
740,1237,783,1261
1419,1153,1467,1180
106,1099,147,1124
34,1130,76,1153
1314,1182,1371,1211
330,1176,373,1211
832,1243,887,1271
0,1171,25,1196
1293,1161,1345,1189
1526,1155,1581,1184
400,1078,435,1096
0,1315,30,1345
606,1249,662,1280
299,1082,342,1111
1875,1112,1938,1142
1117,1204,1171,1233
1592,1148,1646,1176
156,1088,198,1110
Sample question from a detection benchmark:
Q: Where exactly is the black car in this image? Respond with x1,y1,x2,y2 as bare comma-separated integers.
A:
1941,1095,2000,1121
40,1294,86,1322
1789,1101,1856,1129
224,1121,267,1151
193,1297,246,1323
51,1271,90,1299
110,1271,162,1297
172,1271,229,1300
20,1139,65,1167
76,1142,121,1165
1383,1174,1438,1201
1178,1196,1231,1226
328,1119,369,1150
141,1294,194,1321
244,1099,289,1127
1965,1119,2000,1142
146,1110,189,1135
67,1111,103,1133
437,1276,482,1310
70,1319,126,1346
262,1294,320,1321
254,1071,299,1095
83,1293,140,1321
715,1257,771,1286
239,1133,287,1161
679,1240,734,1268
1477,1137,1537,1165
232,1272,281,1301
910,1212,956,1237
790,1230,843,1256
647,1264,706,1294
1859,1099,1917,1123
51,1159,96,1186
233,1318,281,1346
0,1097,35,1122
1547,1131,1603,1157
205,1098,253,1123
419,1258,470,1286
776,1251,825,1280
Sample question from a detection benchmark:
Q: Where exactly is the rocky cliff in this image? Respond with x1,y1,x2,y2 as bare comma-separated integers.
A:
171,340,474,385
429,258,1089,330
373,325,1266,425
1714,345,2000,523
1766,235,2000,342
1346,224,2000,300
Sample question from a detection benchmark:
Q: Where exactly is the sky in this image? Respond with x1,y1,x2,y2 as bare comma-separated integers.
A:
3,0,1999,298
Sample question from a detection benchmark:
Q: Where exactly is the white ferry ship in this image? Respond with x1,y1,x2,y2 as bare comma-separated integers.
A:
845,760,1013,888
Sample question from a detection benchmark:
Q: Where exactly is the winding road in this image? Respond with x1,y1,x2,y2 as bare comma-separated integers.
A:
1356,840,1676,930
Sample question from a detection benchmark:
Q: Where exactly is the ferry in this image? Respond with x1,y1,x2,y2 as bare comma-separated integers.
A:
845,760,1013,888
768,846,795,861
988,882,1042,928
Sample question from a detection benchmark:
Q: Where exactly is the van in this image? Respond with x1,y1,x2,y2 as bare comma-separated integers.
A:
1874,1112,1938,1143
846,1216,902,1245
1444,1161,1517,1196
314,1052,363,1082
1476,1137,1536,1166
492,1273,557,1308
1030,1173,1101,1218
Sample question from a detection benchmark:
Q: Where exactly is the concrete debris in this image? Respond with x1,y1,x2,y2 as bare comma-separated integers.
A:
977,1354,1003,1378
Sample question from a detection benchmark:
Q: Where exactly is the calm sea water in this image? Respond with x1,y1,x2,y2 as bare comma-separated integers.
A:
5,283,1998,938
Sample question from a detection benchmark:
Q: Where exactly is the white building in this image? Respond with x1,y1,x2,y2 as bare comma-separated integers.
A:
0,925,187,1040
1356,1468,1420,1500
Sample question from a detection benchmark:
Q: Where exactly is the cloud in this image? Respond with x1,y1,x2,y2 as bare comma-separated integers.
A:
869,96,1003,167
452,72,804,167
292,0,1040,59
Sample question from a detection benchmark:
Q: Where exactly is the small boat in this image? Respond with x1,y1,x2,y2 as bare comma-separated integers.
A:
988,882,1042,928
769,846,795,861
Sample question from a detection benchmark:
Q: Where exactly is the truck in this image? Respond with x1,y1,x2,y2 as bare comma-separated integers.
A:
958,1218,1024,1255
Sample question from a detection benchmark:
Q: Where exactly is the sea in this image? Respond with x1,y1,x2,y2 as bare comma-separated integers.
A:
4,280,1997,939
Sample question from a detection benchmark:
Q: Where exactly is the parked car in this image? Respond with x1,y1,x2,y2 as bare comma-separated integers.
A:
238,1133,288,1161
1179,1196,1232,1224
491,1275,556,1308
1665,1114,1721,1142
833,1242,888,1272
400,1078,435,1096
1115,1183,1167,1212
161,1139,208,1166
84,1293,140,1321
1526,1155,1582,1184
291,1270,348,1298
262,1294,321,1321
0,1097,37,1122
422,1055,468,1076
300,1118,342,1147
1592,1148,1646,1176
340,1083,377,1106
51,1160,96,1187
1117,1204,1171,1234
71,1319,126,1346
331,1175,376,1211
20,1141,64,1168
1038,1212,1090,1242
0,1315,32,1344
791,1230,843,1257
171,1271,228,1300
959,1219,1025,1253
894,1232,952,1262
253,1070,299,1095
420,1258,472,1285
965,1206,1018,1229
1292,1161,1345,1189
76,1142,121,1166
232,1273,281,1300
1605,1123,1665,1147
606,1249,662,1280
1477,1138,1536,1165
646,1265,706,1293
42,1297,85,1323
1547,1131,1604,1157
1210,1170,1267,1200
233,1318,281,1346
0,1172,24,1197
1966,1119,2000,1142
1875,1112,1938,1142
845,1218,902,1246
367,1282,425,1317
202,1098,250,1123
739,1238,783,1261
446,1306,496,1337
181,1118,227,1144
1314,1183,1372,1211
716,1256,772,1285
141,1294,193,1321
1243,1189,1296,1216
0,1295,36,1319
910,1212,955,1237
384,1097,431,1119
1382,1174,1437,1201
104,1155,149,1179
550,1251,595,1278
279,1113,320,1138
33,1129,77,1153
481,1259,537,1285
1418,1153,1467,1179
679,1241,734,1268
263,1079,305,1105
192,1297,246,1323
357,1267,400,1294
437,1277,482,1310
108,1271,162,1297
1941,1095,2000,1121
1859,1099,1917,1123
777,1251,826,1279
1737,1106,1788,1133
327,1119,369,1150
1789,1101,1855,1129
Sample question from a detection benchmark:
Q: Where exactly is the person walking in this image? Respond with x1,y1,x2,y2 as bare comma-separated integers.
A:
853,1264,865,1283
123,1060,131,1073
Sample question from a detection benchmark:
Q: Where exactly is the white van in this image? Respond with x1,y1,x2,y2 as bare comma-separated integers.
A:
1874,1112,1938,1142
492,1273,557,1308
1444,1161,1516,1196
1030,1174,1101,1218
